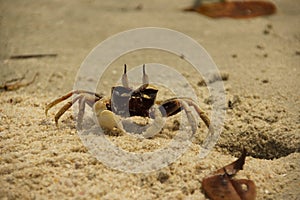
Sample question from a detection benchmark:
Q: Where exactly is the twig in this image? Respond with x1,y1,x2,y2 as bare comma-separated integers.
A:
9,54,57,60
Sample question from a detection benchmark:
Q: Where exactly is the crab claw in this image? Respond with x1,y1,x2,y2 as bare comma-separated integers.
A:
94,99,124,132
97,110,122,130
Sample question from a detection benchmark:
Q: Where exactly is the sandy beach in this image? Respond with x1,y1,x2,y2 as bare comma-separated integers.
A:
0,0,299,199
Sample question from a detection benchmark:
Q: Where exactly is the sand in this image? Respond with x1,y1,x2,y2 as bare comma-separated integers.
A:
0,0,299,199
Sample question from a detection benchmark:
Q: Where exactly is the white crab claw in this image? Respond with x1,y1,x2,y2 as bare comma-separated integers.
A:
93,99,124,132
97,110,123,130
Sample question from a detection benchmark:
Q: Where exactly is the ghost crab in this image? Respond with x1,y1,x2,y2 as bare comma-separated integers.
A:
45,65,211,138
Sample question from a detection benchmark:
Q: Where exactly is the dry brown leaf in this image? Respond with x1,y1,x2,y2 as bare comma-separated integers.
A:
184,1,276,19
202,150,256,200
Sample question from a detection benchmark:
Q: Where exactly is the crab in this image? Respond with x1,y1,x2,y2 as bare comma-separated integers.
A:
45,65,211,138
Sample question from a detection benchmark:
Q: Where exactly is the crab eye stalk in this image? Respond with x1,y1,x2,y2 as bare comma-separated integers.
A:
122,64,129,88
142,64,149,85
124,64,127,74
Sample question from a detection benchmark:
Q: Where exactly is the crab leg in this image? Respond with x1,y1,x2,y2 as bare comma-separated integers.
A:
179,97,210,128
77,97,86,129
143,100,198,139
180,100,197,135
54,95,82,126
160,97,210,129
77,94,103,129
45,90,101,116
142,105,165,138
53,93,100,127
156,97,210,140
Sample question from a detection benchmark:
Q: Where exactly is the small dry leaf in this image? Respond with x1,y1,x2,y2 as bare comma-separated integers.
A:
202,150,256,200
0,73,39,92
184,1,276,19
